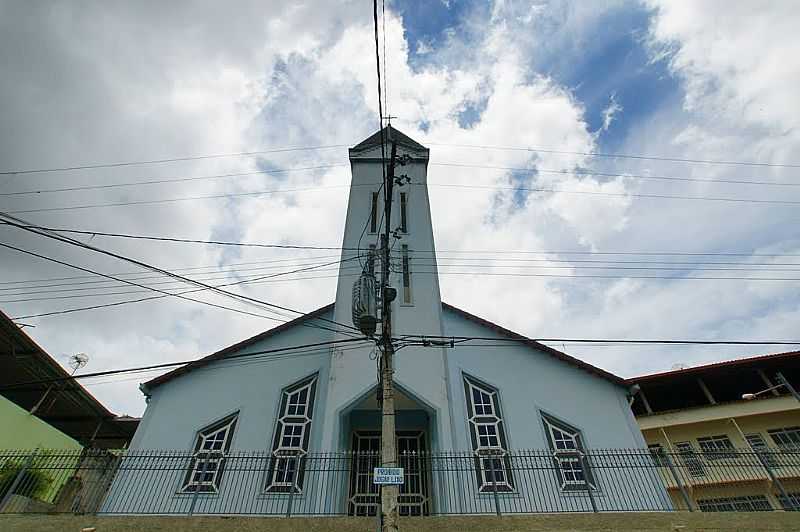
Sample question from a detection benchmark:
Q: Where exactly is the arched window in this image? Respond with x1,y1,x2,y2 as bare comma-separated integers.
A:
265,374,318,493
541,413,595,490
463,375,513,492
181,412,238,493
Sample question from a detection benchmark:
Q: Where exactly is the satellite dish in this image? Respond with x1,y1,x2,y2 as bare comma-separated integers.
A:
69,353,89,373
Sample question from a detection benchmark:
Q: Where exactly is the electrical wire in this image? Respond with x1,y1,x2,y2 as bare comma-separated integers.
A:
0,145,349,176
1,213,364,336
0,337,371,391
8,224,800,257
425,142,800,169
396,335,800,346
424,182,800,206
0,164,349,196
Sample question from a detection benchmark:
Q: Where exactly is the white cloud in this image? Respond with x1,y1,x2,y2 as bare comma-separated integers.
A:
1,0,798,417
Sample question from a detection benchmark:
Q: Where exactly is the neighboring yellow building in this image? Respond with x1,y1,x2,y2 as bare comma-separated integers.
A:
628,351,800,512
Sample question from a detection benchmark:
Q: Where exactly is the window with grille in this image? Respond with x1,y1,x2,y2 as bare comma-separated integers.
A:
648,443,668,467
768,427,800,451
541,414,595,490
181,413,238,493
777,491,800,511
463,375,513,492
697,495,773,512
401,245,412,305
697,435,736,460
675,441,705,477
745,433,779,468
265,375,318,493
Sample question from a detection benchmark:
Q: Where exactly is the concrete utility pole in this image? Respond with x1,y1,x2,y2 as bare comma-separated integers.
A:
379,134,399,532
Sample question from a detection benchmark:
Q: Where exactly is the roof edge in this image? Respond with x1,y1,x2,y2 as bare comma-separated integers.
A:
142,303,336,392
625,349,800,384
441,302,626,386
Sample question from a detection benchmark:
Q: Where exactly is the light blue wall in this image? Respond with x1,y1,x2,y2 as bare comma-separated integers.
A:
440,307,646,452
128,311,335,453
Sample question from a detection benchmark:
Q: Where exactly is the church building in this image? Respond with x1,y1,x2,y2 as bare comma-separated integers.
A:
103,128,669,515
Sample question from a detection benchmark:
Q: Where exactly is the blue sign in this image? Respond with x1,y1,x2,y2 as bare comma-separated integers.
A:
373,467,404,485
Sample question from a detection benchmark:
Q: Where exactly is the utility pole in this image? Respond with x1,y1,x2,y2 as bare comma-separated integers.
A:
379,133,399,532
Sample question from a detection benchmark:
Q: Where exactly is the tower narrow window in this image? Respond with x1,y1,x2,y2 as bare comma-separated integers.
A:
266,375,318,493
541,414,594,490
463,375,513,492
399,192,408,233
401,245,412,304
181,413,238,493
370,192,379,233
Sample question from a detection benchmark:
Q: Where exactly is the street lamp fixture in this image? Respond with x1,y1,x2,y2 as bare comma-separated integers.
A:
742,372,800,402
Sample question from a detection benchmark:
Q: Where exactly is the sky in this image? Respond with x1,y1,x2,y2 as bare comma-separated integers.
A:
1,0,799,417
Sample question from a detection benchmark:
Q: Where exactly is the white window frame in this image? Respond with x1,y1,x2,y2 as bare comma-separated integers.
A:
768,427,800,452
463,375,513,492
541,414,595,491
697,435,736,460
181,413,238,493
265,375,317,493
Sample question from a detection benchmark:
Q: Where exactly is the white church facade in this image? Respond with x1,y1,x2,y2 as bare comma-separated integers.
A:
102,128,671,515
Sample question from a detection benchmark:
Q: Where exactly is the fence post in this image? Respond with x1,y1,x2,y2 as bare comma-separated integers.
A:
286,455,299,518
0,451,36,512
663,452,694,511
755,450,797,511
580,453,598,513
188,454,208,516
490,454,501,516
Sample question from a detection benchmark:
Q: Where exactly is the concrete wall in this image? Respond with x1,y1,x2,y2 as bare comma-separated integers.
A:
0,395,82,450
6,514,800,532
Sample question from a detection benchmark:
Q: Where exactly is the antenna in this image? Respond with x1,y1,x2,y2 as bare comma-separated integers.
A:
68,353,89,374
671,362,689,371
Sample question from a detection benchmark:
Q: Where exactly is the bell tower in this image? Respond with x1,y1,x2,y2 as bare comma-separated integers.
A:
318,127,454,451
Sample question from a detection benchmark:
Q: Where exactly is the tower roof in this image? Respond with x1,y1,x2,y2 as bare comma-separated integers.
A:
350,126,428,153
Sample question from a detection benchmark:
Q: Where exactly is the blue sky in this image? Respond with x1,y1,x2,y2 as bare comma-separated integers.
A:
1,0,798,415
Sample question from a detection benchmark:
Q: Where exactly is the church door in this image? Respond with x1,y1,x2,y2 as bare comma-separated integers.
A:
347,431,429,516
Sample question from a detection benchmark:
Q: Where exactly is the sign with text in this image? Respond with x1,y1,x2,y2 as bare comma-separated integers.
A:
373,467,404,485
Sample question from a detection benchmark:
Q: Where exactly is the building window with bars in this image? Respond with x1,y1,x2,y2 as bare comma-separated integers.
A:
181,413,238,493
463,375,513,492
697,435,736,460
541,414,595,491
768,427,800,451
777,491,800,511
648,443,668,467
401,245,412,305
675,441,706,477
265,374,318,493
745,433,779,468
697,495,773,512
370,191,379,233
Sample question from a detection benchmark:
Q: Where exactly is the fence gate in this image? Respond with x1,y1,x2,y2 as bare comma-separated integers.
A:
347,431,429,516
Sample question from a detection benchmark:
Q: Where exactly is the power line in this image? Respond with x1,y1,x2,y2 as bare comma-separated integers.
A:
425,183,800,206
0,337,370,391
7,178,799,214
0,145,349,176
0,213,363,336
430,162,800,187
0,241,286,321
397,334,800,346
0,164,348,196
7,223,800,258
426,142,800,169
7,261,800,301
6,183,362,214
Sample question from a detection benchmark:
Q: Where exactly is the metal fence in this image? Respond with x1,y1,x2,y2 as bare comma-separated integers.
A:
1,447,799,516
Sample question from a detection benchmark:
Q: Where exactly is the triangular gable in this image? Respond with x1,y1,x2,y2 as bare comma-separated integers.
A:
441,303,625,386
350,126,428,154
141,303,335,393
